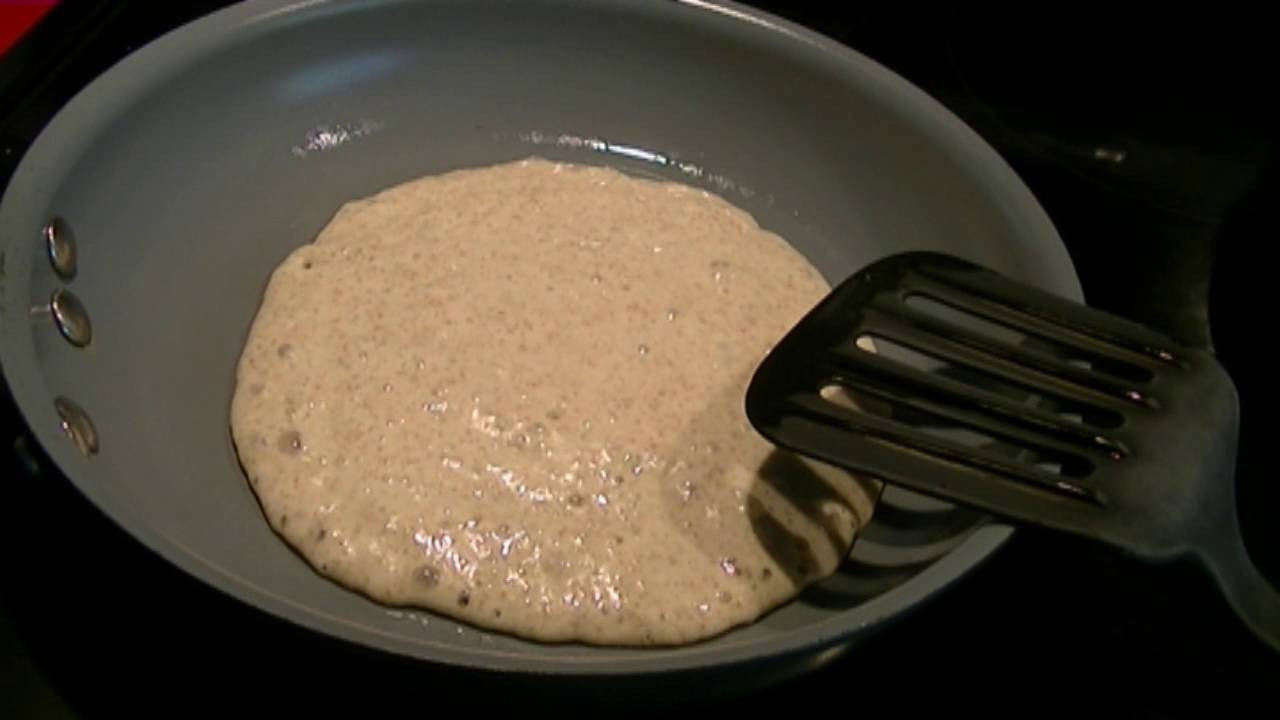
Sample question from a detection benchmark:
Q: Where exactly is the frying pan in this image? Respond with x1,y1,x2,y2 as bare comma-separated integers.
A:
0,0,1083,684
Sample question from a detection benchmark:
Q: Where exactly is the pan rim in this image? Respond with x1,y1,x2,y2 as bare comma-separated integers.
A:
0,0,1080,674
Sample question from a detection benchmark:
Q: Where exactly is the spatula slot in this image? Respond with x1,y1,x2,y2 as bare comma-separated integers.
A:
851,334,1126,431
902,293,1156,385
818,380,1096,479
904,293,1027,345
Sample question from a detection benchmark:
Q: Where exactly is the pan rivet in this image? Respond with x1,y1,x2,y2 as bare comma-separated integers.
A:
53,396,99,456
50,288,92,347
43,216,78,280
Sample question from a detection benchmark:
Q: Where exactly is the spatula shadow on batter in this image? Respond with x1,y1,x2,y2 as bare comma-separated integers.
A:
656,367,880,599
749,450,880,585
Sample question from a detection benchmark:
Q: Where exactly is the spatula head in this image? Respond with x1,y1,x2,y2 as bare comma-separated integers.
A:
745,251,1238,560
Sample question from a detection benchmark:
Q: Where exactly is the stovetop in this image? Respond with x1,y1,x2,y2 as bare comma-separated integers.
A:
2,2,1276,715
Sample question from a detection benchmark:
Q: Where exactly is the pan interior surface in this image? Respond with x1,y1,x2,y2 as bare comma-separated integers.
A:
0,0,1079,673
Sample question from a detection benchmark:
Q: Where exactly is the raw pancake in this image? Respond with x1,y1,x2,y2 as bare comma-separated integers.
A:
230,158,877,645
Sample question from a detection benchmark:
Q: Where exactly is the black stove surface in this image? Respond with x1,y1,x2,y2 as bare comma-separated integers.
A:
2,2,1276,716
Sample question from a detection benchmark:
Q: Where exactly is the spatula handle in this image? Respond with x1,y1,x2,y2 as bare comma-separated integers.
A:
1196,515,1280,652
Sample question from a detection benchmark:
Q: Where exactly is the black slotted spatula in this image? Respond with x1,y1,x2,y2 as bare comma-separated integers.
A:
745,251,1279,650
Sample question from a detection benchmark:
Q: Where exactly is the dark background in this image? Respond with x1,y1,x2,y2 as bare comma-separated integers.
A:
2,2,1276,716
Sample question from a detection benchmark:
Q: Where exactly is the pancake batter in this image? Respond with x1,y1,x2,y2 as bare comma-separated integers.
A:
230,158,876,645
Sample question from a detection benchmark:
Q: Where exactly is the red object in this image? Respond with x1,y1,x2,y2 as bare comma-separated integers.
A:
0,1,58,58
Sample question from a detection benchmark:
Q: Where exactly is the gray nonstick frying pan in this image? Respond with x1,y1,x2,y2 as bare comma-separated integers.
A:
0,0,1083,680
